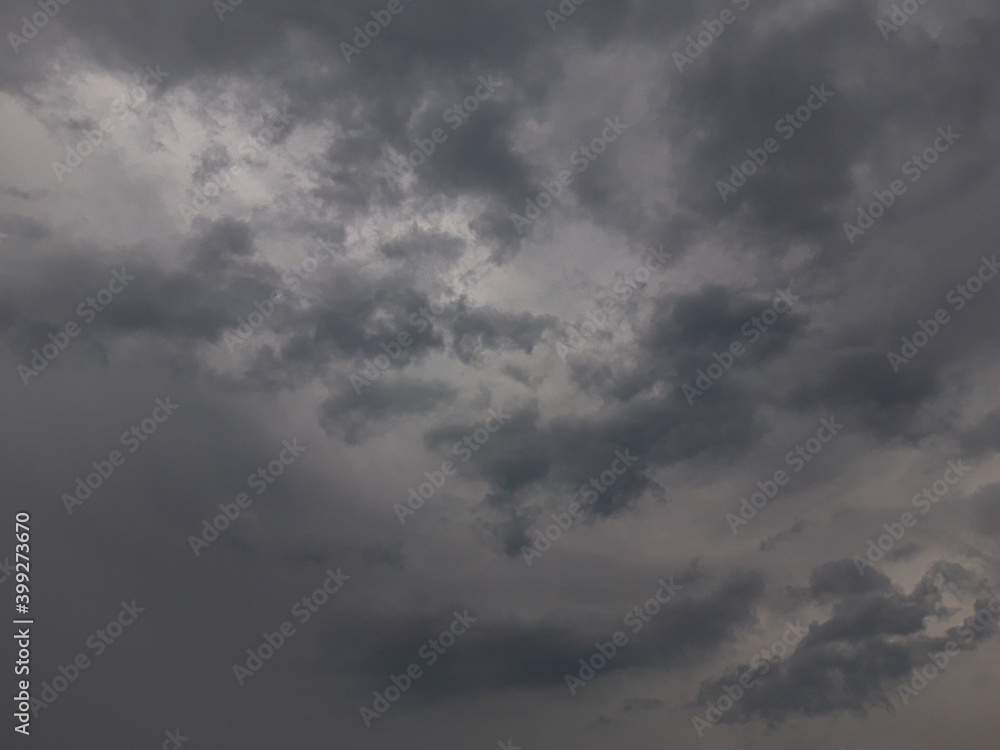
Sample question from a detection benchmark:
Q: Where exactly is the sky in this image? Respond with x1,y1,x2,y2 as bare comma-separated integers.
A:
2,0,1000,748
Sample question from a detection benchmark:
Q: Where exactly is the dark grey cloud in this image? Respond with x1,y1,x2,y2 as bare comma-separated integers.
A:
450,305,557,364
759,519,806,552
320,375,459,445
3,0,1000,747
696,561,999,726
971,484,1000,535
320,568,764,706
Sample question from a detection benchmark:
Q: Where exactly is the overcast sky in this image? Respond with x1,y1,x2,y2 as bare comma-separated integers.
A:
3,0,1000,748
